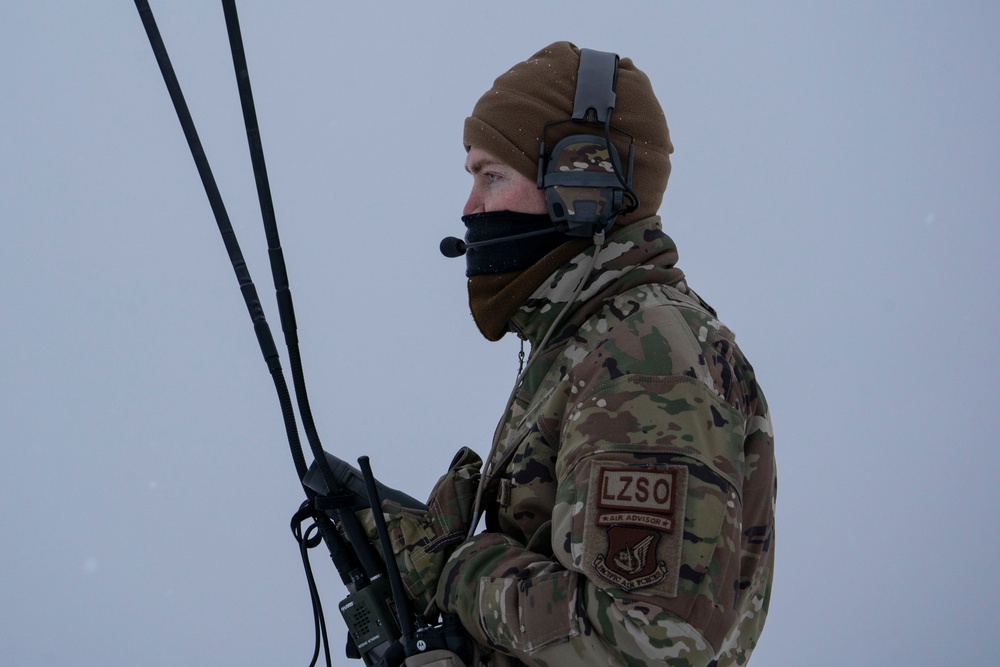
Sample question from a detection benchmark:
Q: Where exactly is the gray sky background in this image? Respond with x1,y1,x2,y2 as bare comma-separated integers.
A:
2,2,998,665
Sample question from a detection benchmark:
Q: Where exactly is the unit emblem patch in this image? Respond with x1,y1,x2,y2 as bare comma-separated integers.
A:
585,465,688,596
594,525,668,591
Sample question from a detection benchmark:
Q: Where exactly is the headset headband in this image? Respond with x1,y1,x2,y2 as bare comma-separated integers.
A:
572,48,619,123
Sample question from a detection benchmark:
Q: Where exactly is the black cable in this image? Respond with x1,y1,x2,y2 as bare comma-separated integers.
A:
292,508,333,667
603,116,640,215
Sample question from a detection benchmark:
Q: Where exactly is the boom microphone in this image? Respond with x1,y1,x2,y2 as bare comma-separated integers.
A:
439,226,559,258
439,236,468,258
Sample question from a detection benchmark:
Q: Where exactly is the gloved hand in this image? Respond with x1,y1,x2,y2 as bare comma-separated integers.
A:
355,447,482,612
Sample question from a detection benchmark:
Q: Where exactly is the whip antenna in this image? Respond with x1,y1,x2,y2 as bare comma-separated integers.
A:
132,0,311,481
134,5,433,664
219,0,339,491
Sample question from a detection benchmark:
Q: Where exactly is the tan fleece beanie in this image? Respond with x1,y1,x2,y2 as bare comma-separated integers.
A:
464,41,673,341
464,41,673,222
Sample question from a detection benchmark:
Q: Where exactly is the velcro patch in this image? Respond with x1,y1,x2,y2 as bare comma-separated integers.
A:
584,464,688,596
597,467,681,529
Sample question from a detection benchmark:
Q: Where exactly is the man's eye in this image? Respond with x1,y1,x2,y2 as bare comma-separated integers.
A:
485,172,500,184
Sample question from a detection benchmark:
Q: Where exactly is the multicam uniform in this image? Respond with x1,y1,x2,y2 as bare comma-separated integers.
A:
436,217,776,667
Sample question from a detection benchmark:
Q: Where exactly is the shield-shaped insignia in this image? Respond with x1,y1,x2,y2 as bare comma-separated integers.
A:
593,525,668,592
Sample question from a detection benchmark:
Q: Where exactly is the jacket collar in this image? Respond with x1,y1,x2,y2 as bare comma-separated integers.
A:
510,216,688,348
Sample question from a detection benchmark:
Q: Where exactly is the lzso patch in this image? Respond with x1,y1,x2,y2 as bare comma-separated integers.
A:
586,465,687,596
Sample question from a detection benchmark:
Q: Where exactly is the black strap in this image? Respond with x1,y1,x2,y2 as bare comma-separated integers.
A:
572,48,619,123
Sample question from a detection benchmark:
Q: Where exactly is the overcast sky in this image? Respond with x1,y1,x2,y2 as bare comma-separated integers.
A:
2,2,998,665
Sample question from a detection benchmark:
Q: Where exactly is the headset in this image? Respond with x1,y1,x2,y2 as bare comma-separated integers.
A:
537,47,639,238
440,47,641,263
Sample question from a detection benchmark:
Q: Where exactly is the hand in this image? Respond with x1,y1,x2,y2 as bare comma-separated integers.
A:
356,447,482,612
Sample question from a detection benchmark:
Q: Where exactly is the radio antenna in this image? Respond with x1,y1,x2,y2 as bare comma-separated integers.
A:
219,0,338,490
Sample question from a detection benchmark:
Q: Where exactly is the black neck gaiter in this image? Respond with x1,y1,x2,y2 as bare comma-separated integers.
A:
461,211,565,277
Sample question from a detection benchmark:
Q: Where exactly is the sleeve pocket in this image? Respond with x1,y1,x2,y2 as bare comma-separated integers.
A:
479,570,579,652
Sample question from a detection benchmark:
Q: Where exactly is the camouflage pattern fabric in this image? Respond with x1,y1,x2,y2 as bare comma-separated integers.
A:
356,447,482,613
435,217,776,667
546,139,617,221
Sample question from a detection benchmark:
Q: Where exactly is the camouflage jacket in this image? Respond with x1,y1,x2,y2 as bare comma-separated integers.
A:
436,217,776,667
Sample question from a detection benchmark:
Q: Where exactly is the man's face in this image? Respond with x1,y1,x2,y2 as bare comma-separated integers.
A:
463,146,547,217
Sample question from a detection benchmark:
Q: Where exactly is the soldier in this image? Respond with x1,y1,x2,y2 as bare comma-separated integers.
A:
377,41,776,667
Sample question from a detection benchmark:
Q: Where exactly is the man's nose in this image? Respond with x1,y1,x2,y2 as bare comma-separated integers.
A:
463,188,484,216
